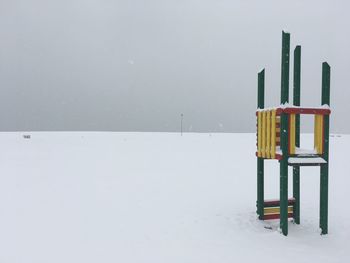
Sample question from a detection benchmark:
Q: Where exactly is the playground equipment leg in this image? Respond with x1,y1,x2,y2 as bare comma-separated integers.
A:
280,114,289,236
280,31,290,236
320,163,329,234
257,158,264,219
293,167,300,224
320,62,330,234
293,45,301,224
257,69,265,220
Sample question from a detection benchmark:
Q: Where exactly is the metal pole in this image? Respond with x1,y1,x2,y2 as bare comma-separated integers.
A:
293,45,301,224
257,69,265,220
280,31,290,236
181,114,183,136
320,62,330,234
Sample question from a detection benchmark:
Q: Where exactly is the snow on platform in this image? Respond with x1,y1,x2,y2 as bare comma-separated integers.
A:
288,157,327,165
0,132,349,263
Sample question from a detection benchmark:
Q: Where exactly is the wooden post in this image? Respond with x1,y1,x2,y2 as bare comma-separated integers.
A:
293,45,301,224
257,69,265,220
280,31,290,236
320,62,330,234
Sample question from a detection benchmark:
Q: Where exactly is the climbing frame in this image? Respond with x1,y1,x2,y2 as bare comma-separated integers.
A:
255,31,331,236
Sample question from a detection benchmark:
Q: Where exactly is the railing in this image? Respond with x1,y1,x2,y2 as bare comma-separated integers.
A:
256,106,330,158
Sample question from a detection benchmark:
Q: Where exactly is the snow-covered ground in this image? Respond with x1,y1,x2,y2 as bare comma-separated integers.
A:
0,132,349,263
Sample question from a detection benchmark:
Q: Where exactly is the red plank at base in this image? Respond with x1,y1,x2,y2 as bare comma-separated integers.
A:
264,213,293,220
264,198,295,207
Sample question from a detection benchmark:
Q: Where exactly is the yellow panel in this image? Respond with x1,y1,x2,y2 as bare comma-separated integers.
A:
314,115,324,154
314,115,317,150
315,115,319,154
314,115,319,152
258,112,262,157
289,114,296,154
317,115,321,153
266,111,271,158
271,110,276,159
262,111,266,158
264,206,294,215
319,116,324,153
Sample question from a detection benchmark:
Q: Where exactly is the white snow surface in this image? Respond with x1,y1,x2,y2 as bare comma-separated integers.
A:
288,157,327,164
295,147,318,155
0,132,349,263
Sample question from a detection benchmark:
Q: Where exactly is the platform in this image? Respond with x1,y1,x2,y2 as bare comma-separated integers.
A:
288,156,327,166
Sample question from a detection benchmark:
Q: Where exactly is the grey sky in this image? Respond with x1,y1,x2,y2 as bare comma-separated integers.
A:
0,0,349,133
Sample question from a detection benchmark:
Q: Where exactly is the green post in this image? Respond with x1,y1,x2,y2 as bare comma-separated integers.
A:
280,31,290,236
257,69,265,220
320,62,330,234
293,46,301,224
280,32,290,104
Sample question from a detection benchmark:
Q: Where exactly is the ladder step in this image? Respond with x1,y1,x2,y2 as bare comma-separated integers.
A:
264,198,295,207
264,212,294,220
264,206,293,215
288,157,327,166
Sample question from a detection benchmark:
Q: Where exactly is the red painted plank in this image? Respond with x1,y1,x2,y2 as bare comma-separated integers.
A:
280,107,331,115
264,213,293,220
264,198,295,207
256,107,331,116
275,154,283,160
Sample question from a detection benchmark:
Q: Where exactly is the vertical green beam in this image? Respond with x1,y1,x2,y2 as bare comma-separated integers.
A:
293,46,301,224
280,31,290,236
257,69,265,220
320,62,330,234
280,32,290,104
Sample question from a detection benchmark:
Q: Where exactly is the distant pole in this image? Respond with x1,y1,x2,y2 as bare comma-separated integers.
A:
181,113,183,136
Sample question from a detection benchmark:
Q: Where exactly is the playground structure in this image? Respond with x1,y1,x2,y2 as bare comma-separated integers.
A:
256,31,331,236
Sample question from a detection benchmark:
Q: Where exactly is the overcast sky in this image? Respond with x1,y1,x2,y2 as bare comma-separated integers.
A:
0,0,349,133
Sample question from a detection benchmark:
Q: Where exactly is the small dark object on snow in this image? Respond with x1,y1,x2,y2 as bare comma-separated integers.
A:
23,135,31,139
264,226,273,230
